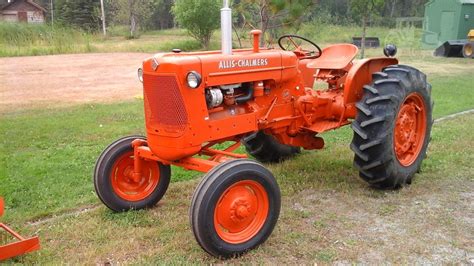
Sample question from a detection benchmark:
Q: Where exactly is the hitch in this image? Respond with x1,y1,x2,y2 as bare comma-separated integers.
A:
0,197,40,261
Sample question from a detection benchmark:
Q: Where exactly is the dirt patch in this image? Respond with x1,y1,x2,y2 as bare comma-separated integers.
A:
277,180,474,264
0,53,152,113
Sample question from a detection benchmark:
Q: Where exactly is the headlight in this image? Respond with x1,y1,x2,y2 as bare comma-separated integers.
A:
138,68,143,83
186,71,202,89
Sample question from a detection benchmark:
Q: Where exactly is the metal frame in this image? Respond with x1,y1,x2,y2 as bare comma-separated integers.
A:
132,138,247,175
0,198,40,261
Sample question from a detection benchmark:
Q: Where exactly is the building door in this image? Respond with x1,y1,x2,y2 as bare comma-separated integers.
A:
18,11,28,22
440,11,455,42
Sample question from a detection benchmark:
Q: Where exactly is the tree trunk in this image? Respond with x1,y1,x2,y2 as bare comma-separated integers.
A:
390,0,397,18
130,14,137,38
360,14,367,59
203,36,210,50
129,0,136,38
233,26,243,48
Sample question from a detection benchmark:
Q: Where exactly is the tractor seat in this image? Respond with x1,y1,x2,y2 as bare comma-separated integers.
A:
307,44,359,70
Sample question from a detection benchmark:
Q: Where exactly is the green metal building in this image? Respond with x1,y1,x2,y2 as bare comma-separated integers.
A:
423,0,474,47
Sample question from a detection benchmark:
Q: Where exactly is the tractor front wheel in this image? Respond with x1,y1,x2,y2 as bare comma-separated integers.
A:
351,65,433,189
190,159,281,258
94,136,171,212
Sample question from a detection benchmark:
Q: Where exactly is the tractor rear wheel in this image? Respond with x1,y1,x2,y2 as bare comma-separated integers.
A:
351,65,433,189
190,159,281,258
242,131,300,163
94,136,171,212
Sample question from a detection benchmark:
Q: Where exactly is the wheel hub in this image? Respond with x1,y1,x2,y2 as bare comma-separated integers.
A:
231,199,252,221
110,152,160,201
214,180,269,244
395,104,417,154
394,93,427,167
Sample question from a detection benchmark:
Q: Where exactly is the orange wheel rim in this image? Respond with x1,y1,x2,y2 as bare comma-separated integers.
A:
214,180,269,244
394,93,427,167
110,151,160,201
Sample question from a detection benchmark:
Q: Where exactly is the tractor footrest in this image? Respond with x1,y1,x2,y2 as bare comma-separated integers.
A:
0,223,40,261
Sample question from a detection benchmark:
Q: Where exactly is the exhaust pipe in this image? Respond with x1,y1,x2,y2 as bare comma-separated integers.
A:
221,0,232,55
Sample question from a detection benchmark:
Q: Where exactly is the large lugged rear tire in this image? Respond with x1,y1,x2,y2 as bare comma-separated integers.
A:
190,159,281,258
242,131,300,163
351,65,433,189
94,136,171,212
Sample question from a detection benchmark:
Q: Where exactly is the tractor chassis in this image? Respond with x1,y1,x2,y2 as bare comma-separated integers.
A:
131,138,247,174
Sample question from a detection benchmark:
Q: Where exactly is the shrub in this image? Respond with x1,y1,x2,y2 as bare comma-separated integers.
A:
172,0,221,49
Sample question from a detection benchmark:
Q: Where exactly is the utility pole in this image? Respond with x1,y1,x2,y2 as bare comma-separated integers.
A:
100,0,106,36
50,0,54,27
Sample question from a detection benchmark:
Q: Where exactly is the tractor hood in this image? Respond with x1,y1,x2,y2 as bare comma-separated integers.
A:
142,48,300,87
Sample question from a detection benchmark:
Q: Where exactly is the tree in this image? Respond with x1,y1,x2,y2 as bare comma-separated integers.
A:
351,0,385,58
149,0,174,30
172,0,221,49
107,0,154,38
54,0,100,32
235,0,314,46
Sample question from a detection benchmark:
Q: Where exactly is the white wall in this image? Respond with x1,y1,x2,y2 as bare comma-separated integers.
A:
1,11,18,22
0,11,44,23
27,11,44,23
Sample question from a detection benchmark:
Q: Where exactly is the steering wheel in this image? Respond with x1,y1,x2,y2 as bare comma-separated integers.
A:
278,34,322,59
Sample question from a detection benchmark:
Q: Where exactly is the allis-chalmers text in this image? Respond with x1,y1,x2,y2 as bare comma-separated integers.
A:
218,58,269,69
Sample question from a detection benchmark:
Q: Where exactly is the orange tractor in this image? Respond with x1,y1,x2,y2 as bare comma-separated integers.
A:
94,2,433,258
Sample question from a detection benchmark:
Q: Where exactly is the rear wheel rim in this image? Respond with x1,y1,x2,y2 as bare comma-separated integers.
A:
110,151,160,201
394,93,427,167
214,180,269,244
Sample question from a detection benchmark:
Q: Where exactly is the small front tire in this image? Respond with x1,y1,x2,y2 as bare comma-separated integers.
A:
190,159,281,258
94,136,171,212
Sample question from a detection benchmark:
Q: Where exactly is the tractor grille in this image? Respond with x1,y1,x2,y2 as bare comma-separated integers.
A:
143,75,188,135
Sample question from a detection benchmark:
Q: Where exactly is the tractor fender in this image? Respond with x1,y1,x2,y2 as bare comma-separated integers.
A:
343,57,398,107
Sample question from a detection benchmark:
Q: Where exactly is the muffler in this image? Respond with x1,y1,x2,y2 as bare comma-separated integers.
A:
221,0,232,55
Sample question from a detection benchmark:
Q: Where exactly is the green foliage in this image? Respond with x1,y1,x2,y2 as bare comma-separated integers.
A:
309,0,353,26
350,0,385,58
148,0,174,30
0,22,94,57
107,0,152,38
172,0,221,49
54,0,100,32
350,0,385,22
0,25,209,57
235,0,314,44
